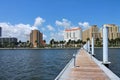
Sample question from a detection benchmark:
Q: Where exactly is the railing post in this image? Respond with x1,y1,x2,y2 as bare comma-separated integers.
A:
103,25,110,66
73,54,76,67
92,37,95,55
88,40,90,53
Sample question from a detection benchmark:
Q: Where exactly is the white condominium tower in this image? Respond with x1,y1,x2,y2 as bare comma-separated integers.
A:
64,27,82,42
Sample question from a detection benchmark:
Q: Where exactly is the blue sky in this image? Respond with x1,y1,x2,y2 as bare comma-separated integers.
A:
0,0,120,43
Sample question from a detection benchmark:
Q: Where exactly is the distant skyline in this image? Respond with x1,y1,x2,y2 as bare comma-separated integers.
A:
0,0,120,43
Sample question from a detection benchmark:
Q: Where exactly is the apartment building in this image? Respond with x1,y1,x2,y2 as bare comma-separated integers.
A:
100,24,120,40
82,25,101,42
30,29,43,47
64,27,82,42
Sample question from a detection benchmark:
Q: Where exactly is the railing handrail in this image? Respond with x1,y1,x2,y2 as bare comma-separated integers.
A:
55,49,81,80
54,58,74,80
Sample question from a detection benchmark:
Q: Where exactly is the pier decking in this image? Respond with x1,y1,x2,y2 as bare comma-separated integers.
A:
55,49,120,80
67,49,110,80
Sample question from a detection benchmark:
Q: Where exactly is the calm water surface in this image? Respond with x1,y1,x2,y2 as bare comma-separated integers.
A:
0,48,120,80
94,48,120,78
0,49,78,80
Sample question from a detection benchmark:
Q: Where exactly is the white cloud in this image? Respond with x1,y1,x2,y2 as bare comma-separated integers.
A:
43,34,47,39
0,23,32,41
78,22,90,30
34,17,45,27
0,17,46,42
47,25,55,31
31,26,38,30
50,30,64,41
55,18,71,28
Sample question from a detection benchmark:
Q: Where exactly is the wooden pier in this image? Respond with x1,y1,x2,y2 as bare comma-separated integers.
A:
55,49,116,80
67,49,110,80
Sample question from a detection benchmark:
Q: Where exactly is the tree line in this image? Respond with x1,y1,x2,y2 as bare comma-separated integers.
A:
0,38,120,48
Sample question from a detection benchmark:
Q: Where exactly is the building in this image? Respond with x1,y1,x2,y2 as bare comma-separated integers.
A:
64,27,82,42
82,25,101,42
30,29,44,47
0,27,1,37
101,24,120,40
0,37,17,47
0,37,17,43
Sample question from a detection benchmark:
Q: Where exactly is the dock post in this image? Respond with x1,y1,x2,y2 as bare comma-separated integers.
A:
86,42,88,51
88,40,90,53
73,54,76,67
103,25,110,66
92,37,95,56
83,43,87,51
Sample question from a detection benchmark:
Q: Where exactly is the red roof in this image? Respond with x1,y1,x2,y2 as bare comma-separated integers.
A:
65,27,81,31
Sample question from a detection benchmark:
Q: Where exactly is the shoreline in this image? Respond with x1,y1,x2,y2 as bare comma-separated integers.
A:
95,47,120,48
0,47,120,50
0,47,80,50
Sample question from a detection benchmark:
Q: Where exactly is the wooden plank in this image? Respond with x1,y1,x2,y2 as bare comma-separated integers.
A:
65,49,110,80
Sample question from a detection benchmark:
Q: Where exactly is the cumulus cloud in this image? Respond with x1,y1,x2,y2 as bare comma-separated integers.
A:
34,17,45,27
0,23,32,41
78,22,90,30
55,18,71,28
0,17,46,41
43,34,47,39
47,25,55,31
50,30,64,41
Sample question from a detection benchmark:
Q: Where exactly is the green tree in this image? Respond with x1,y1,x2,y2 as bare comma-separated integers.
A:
95,38,100,47
87,38,90,41
35,40,39,47
50,39,55,47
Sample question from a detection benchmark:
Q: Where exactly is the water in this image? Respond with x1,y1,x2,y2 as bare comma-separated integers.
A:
0,49,78,80
0,48,120,80
94,48,120,77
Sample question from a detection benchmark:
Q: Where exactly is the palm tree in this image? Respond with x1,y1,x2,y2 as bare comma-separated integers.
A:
87,38,90,41
67,39,72,47
26,40,30,47
115,38,120,47
82,41,86,45
50,39,55,47
59,40,65,48
118,38,120,47
80,40,83,47
95,38,100,47
35,40,39,47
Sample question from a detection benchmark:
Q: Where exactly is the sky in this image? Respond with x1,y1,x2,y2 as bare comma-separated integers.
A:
0,0,120,43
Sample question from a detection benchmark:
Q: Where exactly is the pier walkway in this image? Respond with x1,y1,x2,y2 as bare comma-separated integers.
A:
67,49,110,80
55,48,120,80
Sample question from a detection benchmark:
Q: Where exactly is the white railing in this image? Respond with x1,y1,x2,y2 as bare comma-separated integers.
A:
54,58,74,80
55,49,81,80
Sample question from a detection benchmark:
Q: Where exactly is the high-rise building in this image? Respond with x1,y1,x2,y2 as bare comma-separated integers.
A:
100,24,120,40
30,30,43,47
0,27,1,37
82,25,101,42
0,37,17,47
64,27,82,42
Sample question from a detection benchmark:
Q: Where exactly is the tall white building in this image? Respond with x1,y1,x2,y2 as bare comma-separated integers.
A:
64,27,82,42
